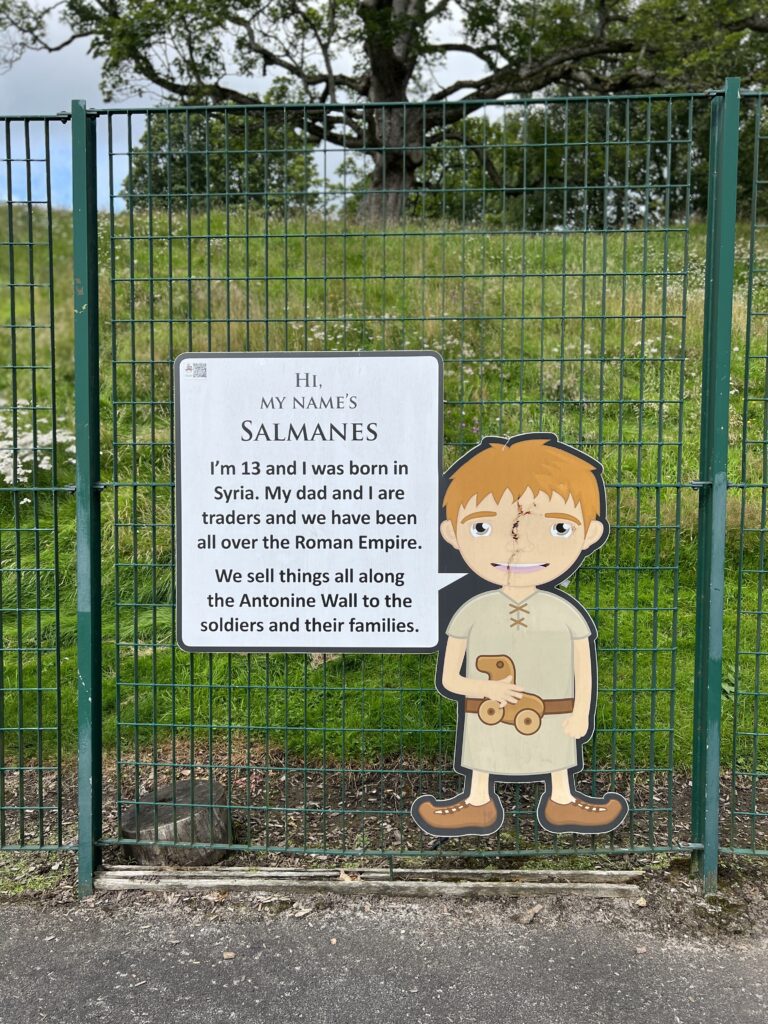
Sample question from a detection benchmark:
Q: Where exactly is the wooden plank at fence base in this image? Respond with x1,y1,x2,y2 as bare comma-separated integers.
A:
95,865,641,898
100,865,643,882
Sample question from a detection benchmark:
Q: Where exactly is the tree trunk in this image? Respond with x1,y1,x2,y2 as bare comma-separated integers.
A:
357,0,425,221
357,105,424,222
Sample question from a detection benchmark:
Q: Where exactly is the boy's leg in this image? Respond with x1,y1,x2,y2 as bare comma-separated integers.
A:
549,768,575,804
467,769,491,805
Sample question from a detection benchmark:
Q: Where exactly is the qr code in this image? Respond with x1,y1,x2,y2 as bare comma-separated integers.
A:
184,361,207,379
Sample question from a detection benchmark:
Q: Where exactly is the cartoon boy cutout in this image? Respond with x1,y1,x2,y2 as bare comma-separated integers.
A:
412,433,629,837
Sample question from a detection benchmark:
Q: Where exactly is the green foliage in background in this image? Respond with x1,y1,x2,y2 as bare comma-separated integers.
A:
124,87,323,214
125,98,768,229
7,0,768,218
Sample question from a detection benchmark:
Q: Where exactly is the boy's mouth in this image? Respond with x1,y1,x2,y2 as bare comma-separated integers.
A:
492,562,550,573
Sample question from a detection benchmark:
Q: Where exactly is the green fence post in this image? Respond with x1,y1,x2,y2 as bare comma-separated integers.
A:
73,100,103,897
691,77,740,893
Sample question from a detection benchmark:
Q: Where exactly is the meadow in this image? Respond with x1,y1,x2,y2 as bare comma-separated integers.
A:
1,204,766,790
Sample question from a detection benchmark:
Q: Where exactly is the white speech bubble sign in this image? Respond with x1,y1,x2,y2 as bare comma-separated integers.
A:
175,351,447,652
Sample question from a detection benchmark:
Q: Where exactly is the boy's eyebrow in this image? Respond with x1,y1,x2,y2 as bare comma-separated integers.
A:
461,510,498,523
544,512,581,525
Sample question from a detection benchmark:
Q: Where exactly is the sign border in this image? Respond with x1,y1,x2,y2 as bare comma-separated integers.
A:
174,350,444,655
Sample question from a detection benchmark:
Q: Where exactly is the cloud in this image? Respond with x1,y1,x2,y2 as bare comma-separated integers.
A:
2,35,106,115
2,24,140,208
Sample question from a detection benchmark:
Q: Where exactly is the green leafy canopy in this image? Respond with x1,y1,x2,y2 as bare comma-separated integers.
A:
4,1,768,109
4,1,768,215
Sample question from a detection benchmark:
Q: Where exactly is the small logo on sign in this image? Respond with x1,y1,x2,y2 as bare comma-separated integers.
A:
184,361,207,379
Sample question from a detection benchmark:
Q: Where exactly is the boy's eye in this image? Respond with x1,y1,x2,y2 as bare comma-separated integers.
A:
470,521,492,538
550,522,573,538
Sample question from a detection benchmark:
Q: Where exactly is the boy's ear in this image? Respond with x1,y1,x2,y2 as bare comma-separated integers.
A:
440,519,459,549
583,519,605,549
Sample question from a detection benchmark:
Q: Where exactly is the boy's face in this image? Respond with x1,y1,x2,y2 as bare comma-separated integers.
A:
440,487,604,588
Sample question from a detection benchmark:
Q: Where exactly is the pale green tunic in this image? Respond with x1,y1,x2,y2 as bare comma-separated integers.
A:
446,588,593,777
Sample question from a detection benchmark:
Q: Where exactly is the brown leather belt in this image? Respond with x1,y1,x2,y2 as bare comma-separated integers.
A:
465,696,574,735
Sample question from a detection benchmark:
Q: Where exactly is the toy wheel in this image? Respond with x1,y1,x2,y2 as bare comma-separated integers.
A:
514,709,542,735
478,699,504,725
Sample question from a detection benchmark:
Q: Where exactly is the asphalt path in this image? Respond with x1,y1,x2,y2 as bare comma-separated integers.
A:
1,896,765,1024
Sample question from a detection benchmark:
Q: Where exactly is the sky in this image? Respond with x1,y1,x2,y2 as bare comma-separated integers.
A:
0,13,485,210
2,28,137,208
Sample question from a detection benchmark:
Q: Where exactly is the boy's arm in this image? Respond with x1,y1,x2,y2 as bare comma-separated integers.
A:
563,637,593,738
441,636,523,705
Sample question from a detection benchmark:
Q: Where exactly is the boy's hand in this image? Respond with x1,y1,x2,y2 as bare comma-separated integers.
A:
562,713,590,738
483,675,523,707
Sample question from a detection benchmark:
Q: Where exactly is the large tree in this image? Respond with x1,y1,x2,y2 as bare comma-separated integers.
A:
4,1,768,216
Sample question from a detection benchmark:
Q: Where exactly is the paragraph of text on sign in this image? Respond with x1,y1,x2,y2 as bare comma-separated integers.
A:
175,352,442,652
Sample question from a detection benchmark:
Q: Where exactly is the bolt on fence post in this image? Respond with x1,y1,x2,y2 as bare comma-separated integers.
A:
691,77,740,893
72,100,103,897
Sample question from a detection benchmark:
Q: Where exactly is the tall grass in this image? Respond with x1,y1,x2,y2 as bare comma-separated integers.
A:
1,207,765,777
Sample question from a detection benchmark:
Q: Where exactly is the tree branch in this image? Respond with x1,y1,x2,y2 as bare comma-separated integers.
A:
116,43,256,105
425,0,452,19
726,14,768,33
426,38,638,103
26,29,90,52
422,41,499,69
227,14,327,90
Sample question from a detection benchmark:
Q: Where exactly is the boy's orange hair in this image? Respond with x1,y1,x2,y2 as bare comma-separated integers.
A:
443,438,602,528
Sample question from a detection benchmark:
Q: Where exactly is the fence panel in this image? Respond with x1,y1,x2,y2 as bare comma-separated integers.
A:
721,91,768,856
0,115,74,851
6,87,768,883
93,95,707,863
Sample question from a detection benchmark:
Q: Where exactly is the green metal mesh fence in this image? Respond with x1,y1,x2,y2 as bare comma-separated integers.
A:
0,115,75,851
5,91,765,870
96,95,708,861
722,92,768,856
